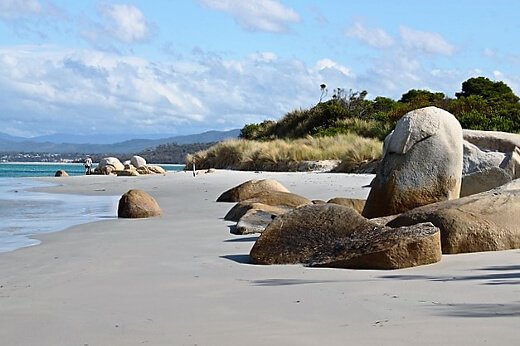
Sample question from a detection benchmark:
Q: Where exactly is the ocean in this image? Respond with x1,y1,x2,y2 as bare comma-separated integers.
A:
0,162,185,178
0,162,185,253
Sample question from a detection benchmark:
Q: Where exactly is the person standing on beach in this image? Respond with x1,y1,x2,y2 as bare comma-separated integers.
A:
84,156,93,175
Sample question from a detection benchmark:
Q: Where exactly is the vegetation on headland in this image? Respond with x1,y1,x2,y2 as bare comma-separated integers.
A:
187,77,520,172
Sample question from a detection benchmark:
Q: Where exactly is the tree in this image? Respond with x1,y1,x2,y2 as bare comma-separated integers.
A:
455,77,519,103
399,89,445,103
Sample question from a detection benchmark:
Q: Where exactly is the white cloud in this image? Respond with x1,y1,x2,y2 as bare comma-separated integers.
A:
399,26,455,56
0,0,42,18
199,0,300,33
101,4,150,43
345,20,394,49
315,59,350,76
81,4,151,46
0,46,334,136
0,46,206,136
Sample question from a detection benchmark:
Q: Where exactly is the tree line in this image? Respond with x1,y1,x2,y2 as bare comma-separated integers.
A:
240,77,520,141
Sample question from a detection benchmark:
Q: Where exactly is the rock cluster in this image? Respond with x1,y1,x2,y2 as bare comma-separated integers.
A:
387,180,520,254
93,155,166,176
218,106,520,271
250,204,441,269
221,181,311,235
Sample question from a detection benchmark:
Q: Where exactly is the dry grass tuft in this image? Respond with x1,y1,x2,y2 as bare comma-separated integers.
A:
186,134,382,172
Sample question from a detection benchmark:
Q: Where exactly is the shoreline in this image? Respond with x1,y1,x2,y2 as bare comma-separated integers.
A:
0,170,519,345
0,177,119,253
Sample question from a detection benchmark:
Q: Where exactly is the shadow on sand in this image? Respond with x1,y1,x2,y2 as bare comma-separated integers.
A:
249,278,347,286
223,236,258,243
379,263,520,286
431,303,520,318
220,254,251,264
380,263,520,318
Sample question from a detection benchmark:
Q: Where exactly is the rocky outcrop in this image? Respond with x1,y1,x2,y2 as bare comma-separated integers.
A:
327,197,365,214
118,189,162,218
387,180,520,254
217,179,291,202
363,106,463,218
250,204,441,269
54,170,69,177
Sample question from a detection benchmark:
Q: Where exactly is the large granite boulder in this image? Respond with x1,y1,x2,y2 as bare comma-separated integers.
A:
362,106,463,218
118,189,162,218
130,155,147,168
96,157,125,175
327,197,365,214
217,179,290,202
463,129,520,153
387,180,520,254
250,204,442,269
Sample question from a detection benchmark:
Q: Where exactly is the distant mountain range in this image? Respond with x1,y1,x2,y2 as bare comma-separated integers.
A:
0,129,241,154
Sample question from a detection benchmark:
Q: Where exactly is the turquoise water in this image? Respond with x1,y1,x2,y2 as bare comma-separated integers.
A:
0,162,185,178
0,163,185,253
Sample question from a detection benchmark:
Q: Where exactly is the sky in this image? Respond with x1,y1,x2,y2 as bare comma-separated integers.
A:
1,0,519,139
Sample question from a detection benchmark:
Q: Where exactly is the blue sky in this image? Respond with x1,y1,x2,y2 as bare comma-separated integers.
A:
1,0,519,138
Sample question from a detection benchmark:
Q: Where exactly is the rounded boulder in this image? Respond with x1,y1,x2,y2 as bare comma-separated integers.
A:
217,179,291,202
130,155,147,168
54,170,69,177
118,189,162,218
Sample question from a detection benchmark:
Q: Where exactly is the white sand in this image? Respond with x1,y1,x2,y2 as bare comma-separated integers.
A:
0,170,519,345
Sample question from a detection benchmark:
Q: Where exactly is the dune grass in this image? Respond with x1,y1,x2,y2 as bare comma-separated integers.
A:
186,133,382,172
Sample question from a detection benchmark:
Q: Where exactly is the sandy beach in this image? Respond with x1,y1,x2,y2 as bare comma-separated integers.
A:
0,170,518,345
